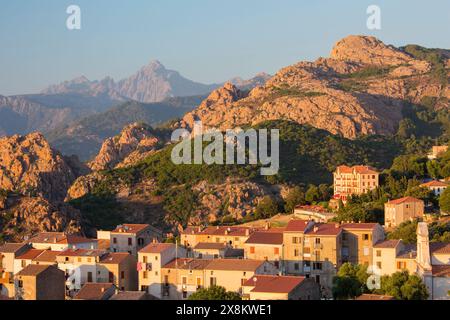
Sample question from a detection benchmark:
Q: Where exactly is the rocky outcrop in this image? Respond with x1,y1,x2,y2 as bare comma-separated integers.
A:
88,123,160,171
179,35,448,139
0,194,81,242
0,132,76,202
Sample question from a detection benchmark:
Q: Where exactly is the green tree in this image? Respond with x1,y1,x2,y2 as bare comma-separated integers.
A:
255,196,279,219
305,185,320,203
439,187,450,213
332,263,369,299
284,186,305,213
188,286,241,300
387,220,418,244
426,160,441,179
377,271,428,300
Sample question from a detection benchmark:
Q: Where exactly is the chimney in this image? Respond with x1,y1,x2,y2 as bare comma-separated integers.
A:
152,238,158,244
265,222,270,230
198,226,202,233
245,229,250,236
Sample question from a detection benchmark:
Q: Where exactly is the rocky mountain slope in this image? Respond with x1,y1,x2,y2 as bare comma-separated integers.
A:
180,35,449,138
0,193,81,242
0,133,78,202
88,123,161,171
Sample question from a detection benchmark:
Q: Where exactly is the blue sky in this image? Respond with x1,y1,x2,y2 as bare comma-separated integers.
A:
0,0,449,95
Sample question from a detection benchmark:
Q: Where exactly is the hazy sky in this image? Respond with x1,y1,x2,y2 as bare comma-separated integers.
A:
0,0,449,95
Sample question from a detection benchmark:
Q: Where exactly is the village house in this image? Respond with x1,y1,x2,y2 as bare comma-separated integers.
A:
13,248,45,275
384,196,424,228
427,145,448,160
138,243,186,299
98,252,137,291
192,242,237,259
244,229,284,270
0,243,31,298
373,240,417,275
181,226,254,249
73,283,116,300
14,264,65,300
28,232,98,251
98,224,159,256
242,275,321,300
333,165,380,203
420,180,449,197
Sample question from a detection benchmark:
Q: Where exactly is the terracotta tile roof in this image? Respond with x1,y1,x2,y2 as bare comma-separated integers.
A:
58,248,106,257
356,294,395,300
341,223,379,230
206,259,265,272
29,232,96,245
430,242,450,254
111,224,149,234
285,220,312,232
420,180,449,188
0,243,28,253
16,264,56,276
109,291,156,300
139,243,174,254
32,250,60,263
336,165,378,174
99,252,130,264
387,196,423,205
194,242,228,250
245,231,283,245
374,240,401,248
97,239,110,250
182,226,252,237
243,275,306,293
16,249,45,260
163,258,211,270
432,265,450,277
74,283,115,300
305,223,342,236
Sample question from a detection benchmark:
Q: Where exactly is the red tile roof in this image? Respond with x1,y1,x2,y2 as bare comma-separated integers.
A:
374,240,401,248
111,224,149,234
182,226,252,237
0,243,28,253
245,231,283,245
29,232,96,245
194,242,228,250
305,223,342,236
139,243,174,254
163,258,211,270
387,196,423,205
16,264,58,277
336,165,378,174
341,223,379,230
430,242,450,255
243,275,306,293
206,259,265,272
58,249,106,257
32,250,60,263
16,249,45,260
99,252,130,264
432,265,450,277
285,220,312,232
420,180,449,188
74,283,115,300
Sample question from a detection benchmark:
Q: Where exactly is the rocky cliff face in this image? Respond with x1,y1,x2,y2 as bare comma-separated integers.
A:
0,193,81,242
180,35,449,138
88,123,160,171
0,133,77,202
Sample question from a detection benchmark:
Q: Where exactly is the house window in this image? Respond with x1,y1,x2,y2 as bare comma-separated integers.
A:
376,262,382,269
87,258,92,263
313,262,322,270
113,237,117,244
363,247,369,256
215,238,220,243
182,277,187,285
315,275,320,283
397,261,406,270
210,277,217,286
155,271,158,276
250,247,255,254
182,291,188,299
121,271,125,279
363,234,369,241
128,238,132,246
143,271,148,279
294,263,299,271
21,260,26,268
274,248,280,255
376,250,381,257
143,256,148,263
155,256,158,261
77,258,82,263
315,238,321,244
294,249,299,257
292,237,298,244
87,272,93,283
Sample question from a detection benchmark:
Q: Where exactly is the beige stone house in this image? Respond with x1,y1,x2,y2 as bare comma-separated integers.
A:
181,226,254,249
98,252,137,291
104,224,158,256
420,180,449,197
384,196,424,228
15,264,65,300
244,230,284,270
0,243,31,298
28,232,98,251
74,283,116,300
